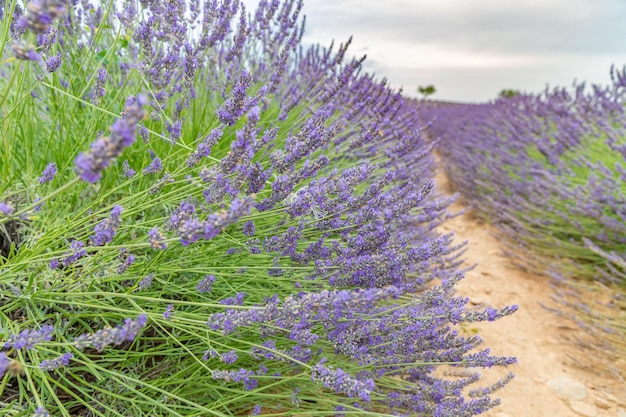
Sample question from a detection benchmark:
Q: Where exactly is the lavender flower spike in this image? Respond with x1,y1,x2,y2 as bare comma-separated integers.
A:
39,352,73,371
311,361,375,402
26,0,66,34
33,407,50,417
45,53,62,73
143,156,162,174
76,95,147,183
74,314,147,351
0,353,8,379
91,205,123,246
4,325,54,350
11,41,41,62
0,202,15,217
38,163,57,184
148,227,167,250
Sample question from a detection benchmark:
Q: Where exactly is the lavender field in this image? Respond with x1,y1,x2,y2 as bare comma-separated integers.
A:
422,75,626,369
0,1,520,416
2,1,625,416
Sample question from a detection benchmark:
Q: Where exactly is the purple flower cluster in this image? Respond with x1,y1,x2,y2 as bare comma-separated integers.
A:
220,350,238,364
76,95,147,183
50,240,86,269
116,249,135,274
0,202,15,217
11,40,41,61
138,273,155,289
163,304,175,320
25,0,66,34
0,353,8,379
33,407,50,417
311,361,375,401
45,53,62,72
74,315,148,351
148,227,167,250
10,0,65,62
423,72,626,284
39,352,73,371
211,368,258,391
122,160,136,178
196,274,216,293
169,197,255,246
91,205,123,246
143,156,162,174
38,163,57,184
3,325,54,350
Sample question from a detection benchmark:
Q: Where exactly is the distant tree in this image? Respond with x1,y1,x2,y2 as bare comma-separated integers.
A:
498,89,521,98
417,84,436,99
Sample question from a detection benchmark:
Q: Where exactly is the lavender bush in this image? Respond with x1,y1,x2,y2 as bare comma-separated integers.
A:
0,1,516,415
423,69,626,369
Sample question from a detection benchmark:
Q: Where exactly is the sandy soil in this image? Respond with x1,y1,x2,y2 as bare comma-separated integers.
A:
434,170,625,417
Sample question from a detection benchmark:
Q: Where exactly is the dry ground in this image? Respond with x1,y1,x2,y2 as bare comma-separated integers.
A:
435,170,625,417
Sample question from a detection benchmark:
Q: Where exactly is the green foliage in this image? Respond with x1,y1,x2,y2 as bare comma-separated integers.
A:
417,84,436,98
498,89,520,98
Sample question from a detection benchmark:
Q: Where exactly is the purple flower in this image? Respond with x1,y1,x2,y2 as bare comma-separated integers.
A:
148,227,167,250
39,352,73,371
59,240,86,267
91,205,123,246
211,368,257,391
38,163,57,184
0,353,9,379
251,404,261,416
166,120,183,144
4,325,54,350
0,202,15,216
139,126,150,143
207,286,400,335
74,314,147,351
33,196,42,212
216,71,254,126
33,407,50,417
163,304,174,320
25,0,66,34
220,350,238,364
174,196,255,246
242,220,255,236
12,41,41,61
196,275,216,293
187,127,222,166
203,348,218,360
138,273,154,289
116,249,135,274
311,362,375,402
94,68,107,98
75,95,146,183
45,53,61,72
122,160,136,178
143,157,162,174
219,292,246,306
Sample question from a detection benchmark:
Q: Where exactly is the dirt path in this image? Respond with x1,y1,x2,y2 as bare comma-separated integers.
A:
434,171,625,417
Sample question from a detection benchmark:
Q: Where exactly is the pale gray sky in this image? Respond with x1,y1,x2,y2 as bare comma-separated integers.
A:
244,0,626,102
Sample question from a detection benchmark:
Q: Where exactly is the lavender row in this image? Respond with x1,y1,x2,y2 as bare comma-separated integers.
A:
422,67,626,366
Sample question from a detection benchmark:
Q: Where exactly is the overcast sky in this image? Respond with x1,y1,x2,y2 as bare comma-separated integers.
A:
244,0,626,102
